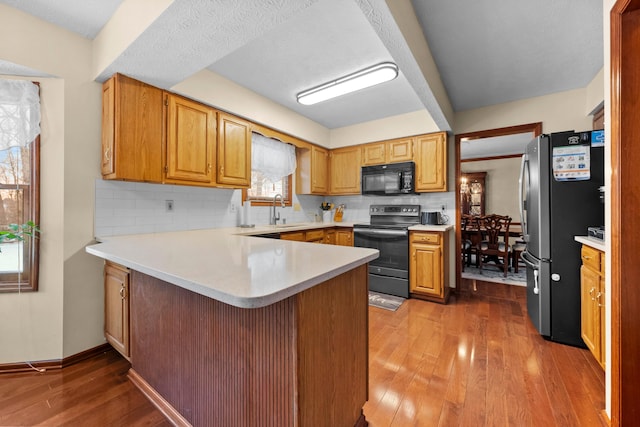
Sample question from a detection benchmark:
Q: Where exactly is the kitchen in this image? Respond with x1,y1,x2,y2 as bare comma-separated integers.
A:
0,0,634,426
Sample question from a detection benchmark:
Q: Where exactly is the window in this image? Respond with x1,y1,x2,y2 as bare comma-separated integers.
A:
0,80,41,292
243,132,296,206
244,171,292,206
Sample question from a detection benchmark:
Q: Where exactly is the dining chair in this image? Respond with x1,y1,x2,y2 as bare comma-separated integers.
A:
478,214,512,277
461,214,482,270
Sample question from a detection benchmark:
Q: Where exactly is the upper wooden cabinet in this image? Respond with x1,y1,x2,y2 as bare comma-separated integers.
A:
361,137,413,166
101,73,164,182
165,93,216,184
101,74,251,189
216,112,251,188
297,145,328,194
329,146,361,195
415,132,447,192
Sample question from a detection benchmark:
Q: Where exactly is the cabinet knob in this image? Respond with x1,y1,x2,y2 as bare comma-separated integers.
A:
119,285,126,300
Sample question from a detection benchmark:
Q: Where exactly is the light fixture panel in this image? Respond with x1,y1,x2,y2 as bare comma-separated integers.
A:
297,62,398,106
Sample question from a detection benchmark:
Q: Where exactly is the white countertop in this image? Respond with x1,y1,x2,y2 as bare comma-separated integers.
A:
86,225,377,309
408,224,454,232
574,235,606,252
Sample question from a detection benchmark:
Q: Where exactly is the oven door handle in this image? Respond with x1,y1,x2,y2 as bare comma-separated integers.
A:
354,229,408,238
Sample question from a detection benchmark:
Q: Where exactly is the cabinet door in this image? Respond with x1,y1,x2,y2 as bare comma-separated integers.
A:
361,142,386,166
102,74,164,182
101,77,115,176
415,132,447,192
330,146,361,194
166,94,216,183
335,230,353,246
217,112,251,187
580,264,600,360
599,276,606,369
324,228,336,245
311,146,329,193
105,262,130,359
410,243,442,297
387,137,413,163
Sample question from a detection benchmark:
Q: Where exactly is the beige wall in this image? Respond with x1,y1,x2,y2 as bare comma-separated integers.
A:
0,5,104,363
461,157,521,222
455,87,594,135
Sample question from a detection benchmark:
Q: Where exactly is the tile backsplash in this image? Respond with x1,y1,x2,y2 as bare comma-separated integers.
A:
94,179,455,237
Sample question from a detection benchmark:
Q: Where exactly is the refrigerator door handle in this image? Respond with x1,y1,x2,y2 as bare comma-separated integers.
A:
520,251,541,295
519,154,529,242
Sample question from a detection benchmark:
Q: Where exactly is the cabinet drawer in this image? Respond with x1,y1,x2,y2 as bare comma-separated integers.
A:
581,245,601,272
411,232,440,244
305,229,325,242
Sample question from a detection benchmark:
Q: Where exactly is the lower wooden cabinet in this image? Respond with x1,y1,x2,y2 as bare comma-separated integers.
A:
580,244,605,369
104,261,131,360
409,230,450,303
335,229,353,246
281,227,352,246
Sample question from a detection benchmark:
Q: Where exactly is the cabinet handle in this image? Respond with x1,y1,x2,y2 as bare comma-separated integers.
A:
219,165,224,175
589,287,596,301
597,291,604,307
104,147,111,162
207,163,212,172
583,255,592,260
119,285,126,300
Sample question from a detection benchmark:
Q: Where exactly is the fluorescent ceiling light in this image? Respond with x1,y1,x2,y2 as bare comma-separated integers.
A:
297,62,399,106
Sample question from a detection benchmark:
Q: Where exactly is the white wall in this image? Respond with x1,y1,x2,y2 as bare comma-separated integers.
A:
0,5,104,363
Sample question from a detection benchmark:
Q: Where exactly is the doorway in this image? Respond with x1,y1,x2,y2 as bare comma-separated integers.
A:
454,122,542,290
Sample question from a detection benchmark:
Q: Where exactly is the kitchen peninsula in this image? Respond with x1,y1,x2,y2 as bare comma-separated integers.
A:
86,227,378,427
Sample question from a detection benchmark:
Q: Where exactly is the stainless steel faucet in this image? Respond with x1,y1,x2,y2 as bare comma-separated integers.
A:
270,194,285,225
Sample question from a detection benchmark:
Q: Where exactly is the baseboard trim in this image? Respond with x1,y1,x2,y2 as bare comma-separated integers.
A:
0,343,112,374
128,368,191,427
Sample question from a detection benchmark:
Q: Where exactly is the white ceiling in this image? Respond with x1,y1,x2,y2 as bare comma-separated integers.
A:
0,0,603,132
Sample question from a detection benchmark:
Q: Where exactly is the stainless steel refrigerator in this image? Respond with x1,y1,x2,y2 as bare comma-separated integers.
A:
519,130,604,347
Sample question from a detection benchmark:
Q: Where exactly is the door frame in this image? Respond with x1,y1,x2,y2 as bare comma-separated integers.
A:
610,1,640,425
454,122,542,290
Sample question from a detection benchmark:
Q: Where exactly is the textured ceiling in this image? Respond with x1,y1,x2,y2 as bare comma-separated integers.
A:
0,0,604,132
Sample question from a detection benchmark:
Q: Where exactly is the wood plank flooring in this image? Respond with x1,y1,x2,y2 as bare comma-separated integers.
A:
0,279,605,427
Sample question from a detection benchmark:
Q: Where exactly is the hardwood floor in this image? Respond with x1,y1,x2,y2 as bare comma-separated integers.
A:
364,279,606,427
0,279,605,427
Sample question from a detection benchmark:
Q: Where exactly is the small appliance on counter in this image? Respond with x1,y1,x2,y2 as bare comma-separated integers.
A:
421,211,443,225
588,226,605,241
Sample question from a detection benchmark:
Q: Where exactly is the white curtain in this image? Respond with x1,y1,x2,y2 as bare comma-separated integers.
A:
251,132,296,182
0,79,41,150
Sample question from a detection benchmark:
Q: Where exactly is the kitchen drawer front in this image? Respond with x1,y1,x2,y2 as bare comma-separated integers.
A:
581,245,601,272
411,232,440,245
305,229,325,242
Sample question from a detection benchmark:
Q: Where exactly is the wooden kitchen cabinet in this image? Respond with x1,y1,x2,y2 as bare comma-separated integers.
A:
324,228,336,244
414,131,447,192
361,137,413,166
580,244,605,369
216,112,251,188
409,230,450,303
329,146,361,195
280,231,305,241
297,145,328,194
165,93,217,185
335,229,353,246
101,73,164,182
104,261,130,360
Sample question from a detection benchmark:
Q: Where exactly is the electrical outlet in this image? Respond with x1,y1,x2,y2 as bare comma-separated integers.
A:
293,203,301,212
441,204,446,211
166,200,174,212
229,203,237,213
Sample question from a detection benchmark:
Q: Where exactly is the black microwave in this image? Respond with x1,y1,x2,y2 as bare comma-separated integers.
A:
361,161,415,195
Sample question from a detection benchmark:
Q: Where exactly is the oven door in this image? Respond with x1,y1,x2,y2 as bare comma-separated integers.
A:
353,228,409,275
